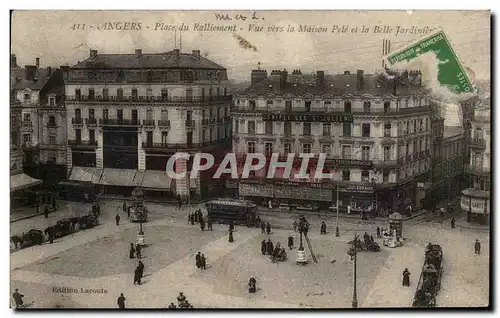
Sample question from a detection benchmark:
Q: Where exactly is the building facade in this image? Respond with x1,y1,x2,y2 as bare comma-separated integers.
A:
232,69,432,214
65,49,232,199
429,122,466,206
10,54,43,205
461,105,491,222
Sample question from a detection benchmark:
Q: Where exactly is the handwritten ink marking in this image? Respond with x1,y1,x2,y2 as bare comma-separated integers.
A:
214,13,232,21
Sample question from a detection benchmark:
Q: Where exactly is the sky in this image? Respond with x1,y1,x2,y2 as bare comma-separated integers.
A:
11,10,490,82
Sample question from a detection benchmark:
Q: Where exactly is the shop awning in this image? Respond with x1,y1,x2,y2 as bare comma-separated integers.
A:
69,166,97,182
10,173,42,192
96,169,141,187
141,170,173,190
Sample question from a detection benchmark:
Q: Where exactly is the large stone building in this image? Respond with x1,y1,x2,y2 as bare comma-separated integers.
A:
10,55,42,206
461,102,491,223
232,68,433,213
65,49,232,199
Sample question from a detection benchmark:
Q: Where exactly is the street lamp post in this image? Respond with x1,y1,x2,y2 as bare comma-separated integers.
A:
335,181,340,237
296,216,308,264
347,234,359,308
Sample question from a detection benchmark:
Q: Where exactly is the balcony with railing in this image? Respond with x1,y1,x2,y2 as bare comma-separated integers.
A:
68,140,98,148
21,121,33,129
72,118,84,125
47,121,58,128
99,118,140,126
157,120,171,128
465,164,490,176
141,139,230,152
469,137,486,149
143,119,156,127
66,95,232,103
86,118,98,126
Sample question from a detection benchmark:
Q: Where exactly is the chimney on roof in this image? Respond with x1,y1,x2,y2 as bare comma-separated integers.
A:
316,71,325,86
280,69,288,87
36,58,40,68
10,54,17,68
344,71,350,75
47,67,52,76
356,69,364,91
25,65,37,81
251,69,268,85
135,49,142,58
192,50,201,59
292,69,302,75
90,50,98,59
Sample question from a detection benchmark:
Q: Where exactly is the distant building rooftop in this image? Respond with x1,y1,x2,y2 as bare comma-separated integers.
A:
443,126,464,139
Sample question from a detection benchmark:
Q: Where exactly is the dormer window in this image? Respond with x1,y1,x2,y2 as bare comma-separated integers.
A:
249,100,256,111
24,93,31,102
49,96,55,106
384,101,391,113
305,101,311,112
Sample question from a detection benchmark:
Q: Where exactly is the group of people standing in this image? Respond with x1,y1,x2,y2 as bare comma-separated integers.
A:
129,243,145,285
260,221,272,235
188,209,212,231
195,252,207,270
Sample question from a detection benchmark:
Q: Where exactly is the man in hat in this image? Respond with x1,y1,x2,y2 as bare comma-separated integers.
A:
248,277,257,293
293,220,298,232
200,216,205,231
402,268,411,287
137,260,145,279
266,239,274,255
136,244,142,259
196,252,201,268
12,289,24,308
129,243,135,259
261,240,267,255
261,221,266,234
123,201,127,213
229,220,235,232
44,206,49,218
266,222,271,235
229,229,234,243
451,217,456,229
474,239,481,255
117,293,126,309
200,254,207,270
320,221,327,235
115,213,121,226
376,226,381,238
288,236,294,250
207,217,213,231
177,292,186,306
133,267,141,285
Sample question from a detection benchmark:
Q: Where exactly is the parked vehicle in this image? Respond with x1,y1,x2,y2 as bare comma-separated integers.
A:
206,199,257,227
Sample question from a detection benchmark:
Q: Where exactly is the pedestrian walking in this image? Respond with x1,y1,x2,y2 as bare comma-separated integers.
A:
248,277,257,293
12,289,24,308
402,268,411,286
266,222,271,235
196,252,201,268
207,217,212,231
261,240,267,255
229,220,235,231
44,206,49,218
136,244,142,259
266,239,274,255
320,221,327,235
133,268,141,285
370,235,374,243
261,221,265,234
194,210,199,223
200,217,205,231
52,197,57,211
115,213,121,226
123,201,127,213
474,239,481,255
288,236,294,250
117,293,126,309
200,254,207,270
190,214,195,225
127,207,131,218
129,243,135,259
376,227,381,238
229,229,234,243
188,213,191,224
451,217,456,229
293,220,297,232
138,261,145,279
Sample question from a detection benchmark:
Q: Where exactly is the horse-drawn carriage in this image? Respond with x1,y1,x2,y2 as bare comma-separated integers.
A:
20,229,45,248
270,243,288,263
348,238,381,252
79,213,100,229
412,244,444,307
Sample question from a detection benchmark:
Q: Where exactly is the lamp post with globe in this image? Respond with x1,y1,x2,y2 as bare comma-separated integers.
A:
296,215,309,264
347,234,359,308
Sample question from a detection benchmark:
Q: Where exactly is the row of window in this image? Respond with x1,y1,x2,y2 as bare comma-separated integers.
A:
22,133,58,145
242,121,396,138
74,87,227,99
22,113,57,126
238,98,424,112
73,107,229,121
246,142,398,161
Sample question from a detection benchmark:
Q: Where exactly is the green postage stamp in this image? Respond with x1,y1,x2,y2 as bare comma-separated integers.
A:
386,29,475,94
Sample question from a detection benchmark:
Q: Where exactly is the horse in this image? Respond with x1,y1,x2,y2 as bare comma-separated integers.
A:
10,235,23,249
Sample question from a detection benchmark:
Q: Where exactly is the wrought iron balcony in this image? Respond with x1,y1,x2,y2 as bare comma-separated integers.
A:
469,137,486,149
185,120,195,127
68,140,98,147
72,118,83,125
66,95,232,103
157,120,171,127
464,164,490,176
99,118,140,126
86,118,98,126
141,139,229,151
143,119,155,127
21,121,33,129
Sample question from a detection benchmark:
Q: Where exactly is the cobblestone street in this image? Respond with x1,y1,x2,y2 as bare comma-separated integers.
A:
10,199,490,308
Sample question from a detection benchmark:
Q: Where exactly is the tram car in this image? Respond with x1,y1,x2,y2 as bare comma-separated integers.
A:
206,199,257,227
129,203,148,223
412,244,444,307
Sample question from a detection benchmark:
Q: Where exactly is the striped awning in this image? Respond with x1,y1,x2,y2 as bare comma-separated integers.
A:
10,173,42,192
96,169,141,187
69,167,97,182
141,170,173,189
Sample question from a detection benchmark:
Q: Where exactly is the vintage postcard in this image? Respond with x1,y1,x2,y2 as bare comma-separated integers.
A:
10,10,491,309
